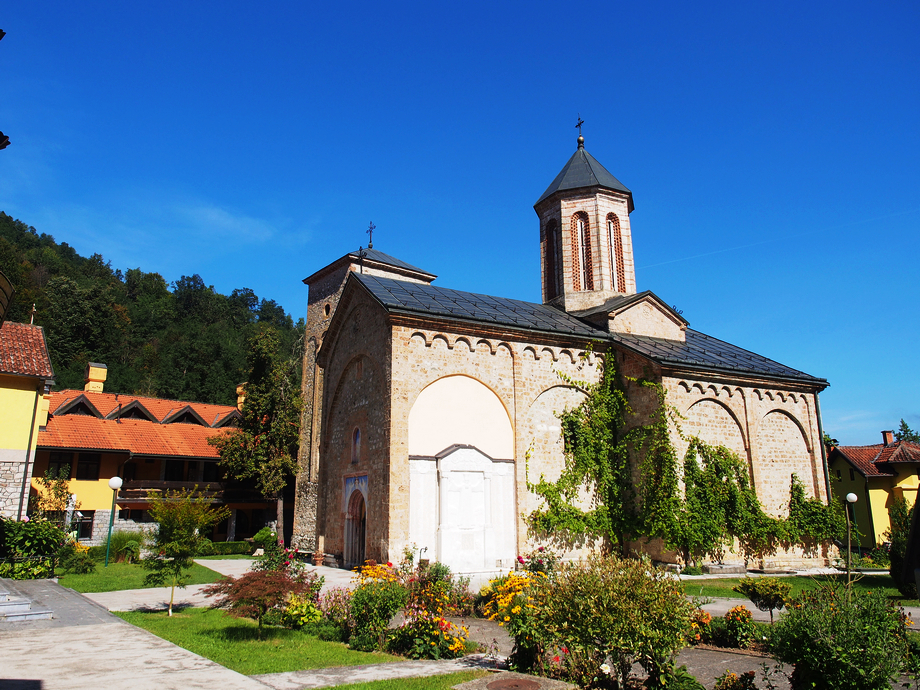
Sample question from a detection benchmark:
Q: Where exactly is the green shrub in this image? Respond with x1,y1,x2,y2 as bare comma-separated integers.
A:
102,529,146,563
349,580,407,651
0,517,66,559
57,542,97,574
886,497,916,598
251,526,274,548
301,619,347,641
525,555,694,688
713,670,759,690
705,607,757,649
319,587,354,641
733,578,791,623
769,583,909,689
0,517,66,579
281,592,322,629
207,541,254,555
682,564,703,576
721,605,756,648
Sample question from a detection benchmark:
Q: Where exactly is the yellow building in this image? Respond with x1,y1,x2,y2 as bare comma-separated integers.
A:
0,321,55,519
30,365,275,544
828,430,920,549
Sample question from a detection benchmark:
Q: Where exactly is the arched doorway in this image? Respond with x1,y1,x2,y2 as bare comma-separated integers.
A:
344,490,366,568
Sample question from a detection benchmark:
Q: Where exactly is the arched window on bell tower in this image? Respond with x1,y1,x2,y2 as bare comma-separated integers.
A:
572,212,593,291
607,213,625,292
544,219,559,301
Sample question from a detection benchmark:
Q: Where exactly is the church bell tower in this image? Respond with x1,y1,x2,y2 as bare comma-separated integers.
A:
534,133,636,313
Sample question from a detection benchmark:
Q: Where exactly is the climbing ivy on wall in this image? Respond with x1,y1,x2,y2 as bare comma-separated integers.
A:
527,349,844,563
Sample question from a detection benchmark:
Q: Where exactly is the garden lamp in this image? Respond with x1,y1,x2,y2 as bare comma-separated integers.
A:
104,476,123,567
845,492,858,590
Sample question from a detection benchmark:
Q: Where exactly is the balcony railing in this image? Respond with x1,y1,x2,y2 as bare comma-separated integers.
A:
118,480,266,504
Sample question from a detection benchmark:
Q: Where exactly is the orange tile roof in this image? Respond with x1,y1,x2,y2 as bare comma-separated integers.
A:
39,389,239,458
0,322,54,379
38,414,234,458
48,390,238,426
834,441,920,477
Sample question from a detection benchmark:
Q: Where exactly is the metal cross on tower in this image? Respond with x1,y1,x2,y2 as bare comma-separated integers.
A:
367,222,375,249
575,115,584,135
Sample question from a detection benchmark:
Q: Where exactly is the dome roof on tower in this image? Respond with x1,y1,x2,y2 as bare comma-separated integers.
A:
535,138,634,212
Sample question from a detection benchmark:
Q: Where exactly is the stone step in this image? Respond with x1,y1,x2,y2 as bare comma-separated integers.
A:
0,598,34,614
0,607,53,621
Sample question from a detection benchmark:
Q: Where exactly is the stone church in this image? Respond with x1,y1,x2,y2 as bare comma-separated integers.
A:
291,135,831,573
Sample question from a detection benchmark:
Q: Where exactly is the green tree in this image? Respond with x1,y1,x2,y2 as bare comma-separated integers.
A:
142,488,230,616
895,419,920,443
209,326,303,498
885,496,916,598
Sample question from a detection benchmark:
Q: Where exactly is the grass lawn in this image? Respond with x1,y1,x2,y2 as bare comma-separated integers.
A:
196,554,255,560
683,573,906,601
334,671,491,689
116,607,401,675
59,562,224,593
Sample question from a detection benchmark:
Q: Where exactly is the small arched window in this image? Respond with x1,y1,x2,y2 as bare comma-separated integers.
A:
572,213,593,291
352,428,361,464
607,213,625,292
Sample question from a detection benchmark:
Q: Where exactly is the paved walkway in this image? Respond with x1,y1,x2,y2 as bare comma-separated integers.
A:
0,578,270,690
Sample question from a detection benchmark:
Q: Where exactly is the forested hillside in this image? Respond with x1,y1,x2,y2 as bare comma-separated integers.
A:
0,211,303,405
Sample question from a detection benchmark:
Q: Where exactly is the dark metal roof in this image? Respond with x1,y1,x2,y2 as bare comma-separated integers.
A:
612,330,827,385
536,144,634,211
353,274,825,386
345,247,433,277
354,273,602,339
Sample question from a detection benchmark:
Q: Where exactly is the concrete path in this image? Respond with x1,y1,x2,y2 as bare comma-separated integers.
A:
0,579,270,690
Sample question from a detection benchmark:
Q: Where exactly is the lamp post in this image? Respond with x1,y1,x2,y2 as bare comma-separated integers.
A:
104,476,123,567
845,492,858,592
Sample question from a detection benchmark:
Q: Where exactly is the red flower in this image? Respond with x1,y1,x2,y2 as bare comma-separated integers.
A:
387,561,393,567
552,656,560,663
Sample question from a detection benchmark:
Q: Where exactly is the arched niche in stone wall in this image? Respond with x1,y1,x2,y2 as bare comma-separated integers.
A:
407,375,513,459
680,398,748,462
754,409,814,517
519,384,589,518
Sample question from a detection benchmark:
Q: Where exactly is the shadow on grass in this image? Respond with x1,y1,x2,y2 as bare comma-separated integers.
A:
131,604,197,614
200,623,300,642
806,573,907,599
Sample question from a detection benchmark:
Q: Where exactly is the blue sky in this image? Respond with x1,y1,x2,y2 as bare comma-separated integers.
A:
1,1,917,445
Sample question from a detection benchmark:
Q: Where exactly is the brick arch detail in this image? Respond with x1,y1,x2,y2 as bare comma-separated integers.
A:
570,212,594,291
607,213,625,292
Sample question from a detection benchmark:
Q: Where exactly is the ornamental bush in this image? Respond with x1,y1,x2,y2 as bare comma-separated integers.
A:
318,587,354,641
388,576,469,659
204,569,310,639
715,605,756,649
769,583,910,689
519,555,694,688
0,517,66,579
733,578,791,624
349,573,407,651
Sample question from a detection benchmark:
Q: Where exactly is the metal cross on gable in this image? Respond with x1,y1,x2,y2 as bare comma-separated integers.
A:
367,221,375,249
575,115,585,135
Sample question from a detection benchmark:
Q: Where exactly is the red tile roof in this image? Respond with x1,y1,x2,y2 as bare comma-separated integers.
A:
834,441,920,477
48,390,238,426
0,322,54,379
38,390,238,458
38,412,234,458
